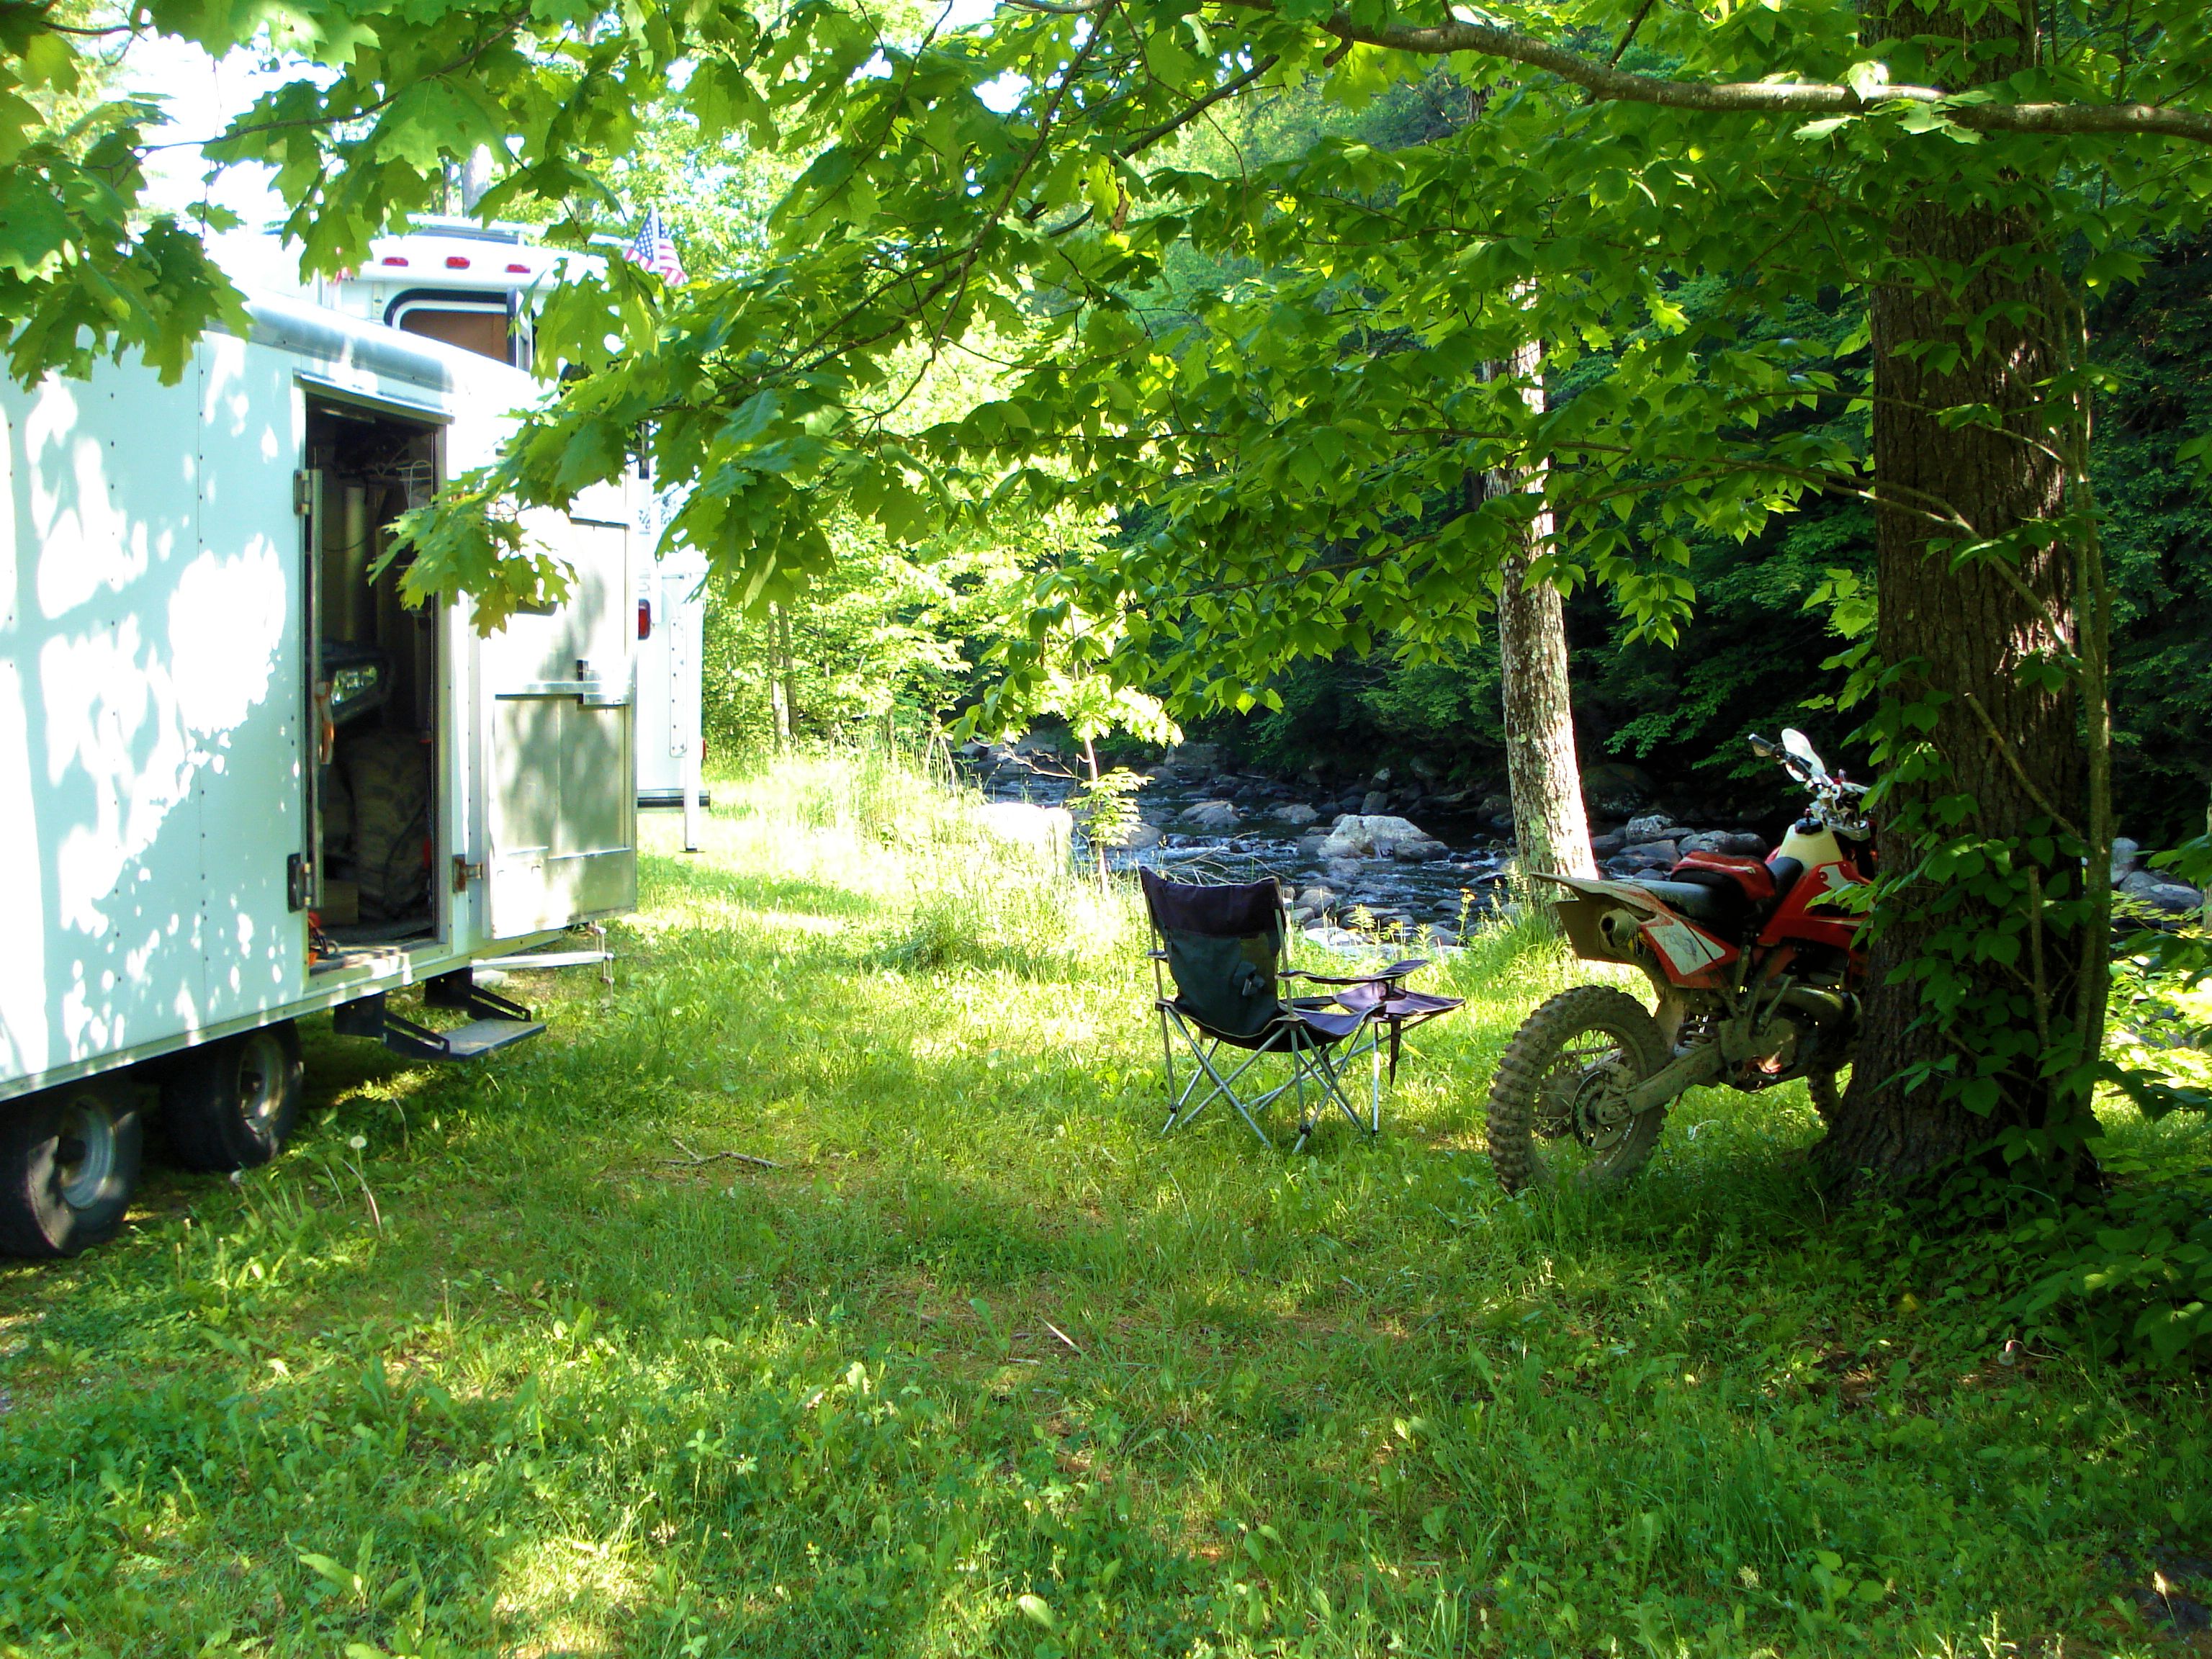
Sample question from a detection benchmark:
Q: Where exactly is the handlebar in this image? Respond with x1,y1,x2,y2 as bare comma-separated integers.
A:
1749,730,1871,837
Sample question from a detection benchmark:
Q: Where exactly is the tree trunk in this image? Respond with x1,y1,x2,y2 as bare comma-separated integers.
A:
1488,343,1595,880
769,603,793,750
1816,7,2095,1190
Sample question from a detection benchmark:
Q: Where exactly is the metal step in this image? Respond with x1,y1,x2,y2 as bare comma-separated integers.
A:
331,989,547,1063
423,1017,545,1060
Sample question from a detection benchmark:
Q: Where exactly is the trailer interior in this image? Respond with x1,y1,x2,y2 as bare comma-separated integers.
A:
306,397,446,964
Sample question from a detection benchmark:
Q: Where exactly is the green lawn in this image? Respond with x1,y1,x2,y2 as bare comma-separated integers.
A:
3,756,2208,1658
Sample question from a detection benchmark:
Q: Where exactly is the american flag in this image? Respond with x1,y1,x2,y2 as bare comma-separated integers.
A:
626,208,686,285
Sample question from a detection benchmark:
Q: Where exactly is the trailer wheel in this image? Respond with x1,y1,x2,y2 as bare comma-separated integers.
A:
161,1022,304,1172
0,1080,145,1258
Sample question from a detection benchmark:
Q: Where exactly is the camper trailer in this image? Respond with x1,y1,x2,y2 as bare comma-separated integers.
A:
318,220,706,814
635,544,709,811
1,289,639,1257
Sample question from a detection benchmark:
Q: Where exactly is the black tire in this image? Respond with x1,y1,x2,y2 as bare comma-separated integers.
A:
0,1079,145,1258
1486,985,1671,1195
160,1023,304,1172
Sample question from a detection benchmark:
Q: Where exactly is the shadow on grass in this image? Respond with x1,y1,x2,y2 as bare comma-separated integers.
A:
2,776,2205,1657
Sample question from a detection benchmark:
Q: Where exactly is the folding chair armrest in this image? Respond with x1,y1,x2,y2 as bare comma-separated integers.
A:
1148,949,1172,961
1284,957,1431,986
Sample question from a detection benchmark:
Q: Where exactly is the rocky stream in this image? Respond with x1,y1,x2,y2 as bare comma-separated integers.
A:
957,739,2208,945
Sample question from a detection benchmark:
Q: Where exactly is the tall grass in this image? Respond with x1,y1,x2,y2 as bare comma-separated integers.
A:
0,750,2205,1658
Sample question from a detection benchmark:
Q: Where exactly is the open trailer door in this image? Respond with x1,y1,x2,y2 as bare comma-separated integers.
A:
476,508,637,940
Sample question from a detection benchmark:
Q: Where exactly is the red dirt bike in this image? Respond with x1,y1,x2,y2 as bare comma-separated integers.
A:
1486,729,1874,1192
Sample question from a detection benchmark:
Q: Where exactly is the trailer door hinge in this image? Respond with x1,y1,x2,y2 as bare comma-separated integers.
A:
287,853,313,912
294,469,314,516
452,855,484,894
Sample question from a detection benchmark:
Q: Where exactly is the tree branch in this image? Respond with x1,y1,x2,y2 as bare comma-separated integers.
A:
1204,0,2212,143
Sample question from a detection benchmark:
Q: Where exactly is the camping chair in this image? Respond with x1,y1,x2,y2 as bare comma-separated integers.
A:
1141,868,1464,1151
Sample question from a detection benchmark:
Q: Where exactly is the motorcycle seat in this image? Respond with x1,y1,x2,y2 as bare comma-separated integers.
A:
1626,877,1744,928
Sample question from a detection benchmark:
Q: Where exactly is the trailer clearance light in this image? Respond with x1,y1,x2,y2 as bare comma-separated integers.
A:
506,262,530,274
379,256,408,266
446,256,470,269
637,600,652,640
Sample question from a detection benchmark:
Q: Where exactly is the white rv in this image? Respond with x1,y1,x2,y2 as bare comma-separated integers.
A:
315,220,707,814
635,543,709,811
1,286,639,1256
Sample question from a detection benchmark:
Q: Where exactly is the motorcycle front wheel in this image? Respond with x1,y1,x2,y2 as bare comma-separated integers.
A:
1486,985,1671,1194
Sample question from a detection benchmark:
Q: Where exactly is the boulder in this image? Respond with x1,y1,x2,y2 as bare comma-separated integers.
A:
1098,821,1162,851
1624,812,1676,844
1616,839,1678,869
1172,742,1224,771
1475,793,1512,818
1318,814,1450,861
2111,836,2143,882
1680,829,1767,857
1371,767,1394,785
1179,799,1241,833
975,801,1074,865
2119,868,2203,915
1591,830,1627,857
1583,761,1657,817
1276,803,1320,827
1361,789,1390,816
1298,884,1338,910
1408,756,1441,782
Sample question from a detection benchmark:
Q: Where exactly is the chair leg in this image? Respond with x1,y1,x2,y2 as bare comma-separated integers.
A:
1370,1020,1384,1134
1158,1007,1182,1133
1167,1025,1288,1145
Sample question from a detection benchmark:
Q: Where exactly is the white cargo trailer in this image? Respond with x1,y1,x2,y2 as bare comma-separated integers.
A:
0,291,639,1256
635,543,709,811
313,220,707,817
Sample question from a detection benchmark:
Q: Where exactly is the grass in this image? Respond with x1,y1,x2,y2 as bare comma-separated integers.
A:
3,750,2211,1658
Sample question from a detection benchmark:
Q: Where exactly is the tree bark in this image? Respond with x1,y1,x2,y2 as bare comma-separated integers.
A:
1815,1,2095,1191
1488,343,1596,880
769,603,794,750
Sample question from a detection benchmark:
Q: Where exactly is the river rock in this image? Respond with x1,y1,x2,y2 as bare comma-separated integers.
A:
1319,814,1450,861
975,801,1074,864
1277,803,1320,827
1299,884,1338,910
1171,742,1224,773
1614,840,1678,871
2111,836,2143,882
1179,799,1241,832
1591,830,1627,856
2119,868,2203,914
1583,761,1657,817
1680,829,1767,857
1624,812,1676,844
1098,821,1162,851
1361,790,1390,816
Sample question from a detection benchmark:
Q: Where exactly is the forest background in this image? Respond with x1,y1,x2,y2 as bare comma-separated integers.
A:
643,73,2212,845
